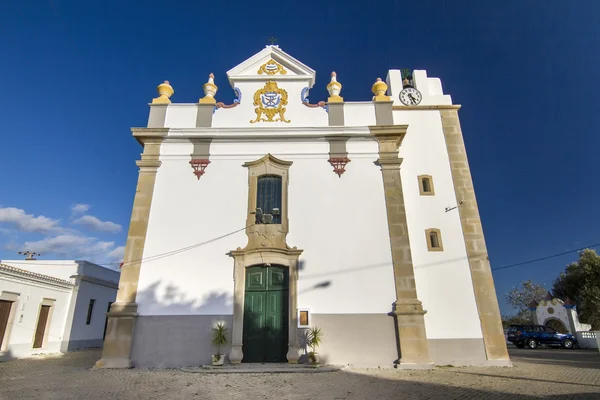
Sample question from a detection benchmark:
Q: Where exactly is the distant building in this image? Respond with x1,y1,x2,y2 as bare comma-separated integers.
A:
0,260,119,360
98,45,510,369
529,292,592,334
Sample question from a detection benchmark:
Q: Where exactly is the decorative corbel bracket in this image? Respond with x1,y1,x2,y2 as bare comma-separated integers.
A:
216,87,242,111
328,157,351,177
301,88,328,113
326,136,351,177
189,139,212,180
190,159,211,179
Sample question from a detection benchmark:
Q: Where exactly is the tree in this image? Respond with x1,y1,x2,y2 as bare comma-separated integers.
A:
502,280,548,326
501,310,534,328
506,280,548,313
552,249,600,329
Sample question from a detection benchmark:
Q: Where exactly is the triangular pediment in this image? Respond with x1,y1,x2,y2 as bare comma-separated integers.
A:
227,45,316,87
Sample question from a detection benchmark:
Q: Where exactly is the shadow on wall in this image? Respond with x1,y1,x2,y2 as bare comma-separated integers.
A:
0,349,15,362
136,281,233,315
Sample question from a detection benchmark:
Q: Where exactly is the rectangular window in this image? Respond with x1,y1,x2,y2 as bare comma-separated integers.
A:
425,228,443,251
297,308,311,328
256,175,282,224
418,175,435,195
86,299,96,325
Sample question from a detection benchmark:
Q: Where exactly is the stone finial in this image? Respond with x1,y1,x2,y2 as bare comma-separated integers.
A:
327,71,343,103
199,73,218,104
152,80,174,104
372,77,390,102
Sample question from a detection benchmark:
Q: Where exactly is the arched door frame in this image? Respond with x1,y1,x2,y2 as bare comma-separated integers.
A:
544,317,569,334
228,247,302,364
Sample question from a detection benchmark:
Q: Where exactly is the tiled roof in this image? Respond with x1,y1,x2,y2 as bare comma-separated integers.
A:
0,263,74,287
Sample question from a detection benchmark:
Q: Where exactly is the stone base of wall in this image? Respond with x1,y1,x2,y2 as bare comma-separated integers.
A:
129,314,492,368
0,341,63,361
131,315,233,368
428,338,489,366
309,314,398,367
61,338,104,352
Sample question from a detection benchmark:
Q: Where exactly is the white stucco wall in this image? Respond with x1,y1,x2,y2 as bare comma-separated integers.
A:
137,139,396,316
0,277,72,358
536,300,571,332
134,46,484,342
66,279,117,344
395,110,482,339
0,261,119,356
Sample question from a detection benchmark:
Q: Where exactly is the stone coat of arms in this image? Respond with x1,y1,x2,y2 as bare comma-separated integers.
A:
250,81,290,123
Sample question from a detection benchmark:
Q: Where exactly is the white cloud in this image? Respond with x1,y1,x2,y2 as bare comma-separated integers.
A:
20,234,116,260
107,246,125,262
71,204,90,214
73,215,122,233
0,207,60,233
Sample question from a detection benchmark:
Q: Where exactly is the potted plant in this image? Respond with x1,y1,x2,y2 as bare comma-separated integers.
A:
307,326,323,364
211,322,228,366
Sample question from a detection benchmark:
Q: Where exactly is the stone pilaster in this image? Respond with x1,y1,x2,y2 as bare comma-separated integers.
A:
327,103,345,126
95,129,166,369
370,125,433,368
440,109,510,363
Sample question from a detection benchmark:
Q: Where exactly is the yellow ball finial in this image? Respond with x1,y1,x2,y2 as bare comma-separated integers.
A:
152,80,174,104
200,73,218,104
327,71,343,103
372,77,390,102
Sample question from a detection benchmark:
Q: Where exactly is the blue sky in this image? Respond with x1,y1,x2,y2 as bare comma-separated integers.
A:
0,1,598,315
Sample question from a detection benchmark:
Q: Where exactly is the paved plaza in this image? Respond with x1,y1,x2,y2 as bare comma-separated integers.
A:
1,347,599,399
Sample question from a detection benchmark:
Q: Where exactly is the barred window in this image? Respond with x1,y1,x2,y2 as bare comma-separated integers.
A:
257,175,282,224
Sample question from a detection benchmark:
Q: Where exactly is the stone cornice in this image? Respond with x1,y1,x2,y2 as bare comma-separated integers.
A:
133,126,374,142
71,274,119,289
229,247,304,259
131,128,168,146
0,263,74,289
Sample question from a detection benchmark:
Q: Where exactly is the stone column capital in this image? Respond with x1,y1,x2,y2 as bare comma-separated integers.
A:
375,158,404,170
369,124,408,153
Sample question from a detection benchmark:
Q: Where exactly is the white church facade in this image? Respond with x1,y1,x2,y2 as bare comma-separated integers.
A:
97,46,510,368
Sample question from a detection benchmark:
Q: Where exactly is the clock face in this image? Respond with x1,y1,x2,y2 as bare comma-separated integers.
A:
399,88,422,106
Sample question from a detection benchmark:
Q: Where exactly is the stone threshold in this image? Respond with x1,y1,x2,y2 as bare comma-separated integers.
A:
181,363,347,374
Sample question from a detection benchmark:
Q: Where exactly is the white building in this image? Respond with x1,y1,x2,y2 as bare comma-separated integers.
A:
0,260,119,360
97,45,511,369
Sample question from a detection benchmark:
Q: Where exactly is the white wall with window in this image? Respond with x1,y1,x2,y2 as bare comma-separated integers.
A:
0,264,74,359
0,261,119,359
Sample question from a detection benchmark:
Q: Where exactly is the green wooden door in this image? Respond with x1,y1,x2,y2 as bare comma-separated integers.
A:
243,265,288,362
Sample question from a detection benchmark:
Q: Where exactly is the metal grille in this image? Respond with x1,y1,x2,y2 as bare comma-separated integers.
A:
257,175,282,224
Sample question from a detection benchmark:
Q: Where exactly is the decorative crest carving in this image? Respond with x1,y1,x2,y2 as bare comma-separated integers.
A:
257,59,288,75
250,81,290,123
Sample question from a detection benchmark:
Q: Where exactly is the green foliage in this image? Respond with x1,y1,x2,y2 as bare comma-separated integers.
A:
505,280,548,313
307,326,323,354
211,322,228,355
501,310,533,328
552,249,600,329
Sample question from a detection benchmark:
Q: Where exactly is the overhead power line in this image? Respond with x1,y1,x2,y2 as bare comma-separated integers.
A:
491,243,600,272
2,225,251,268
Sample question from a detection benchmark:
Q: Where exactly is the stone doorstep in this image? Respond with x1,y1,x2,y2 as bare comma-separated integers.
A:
180,364,347,374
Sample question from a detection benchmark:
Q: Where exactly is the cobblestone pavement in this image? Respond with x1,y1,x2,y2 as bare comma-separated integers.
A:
1,348,599,400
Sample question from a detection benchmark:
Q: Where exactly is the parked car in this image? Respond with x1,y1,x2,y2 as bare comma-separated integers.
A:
507,324,577,349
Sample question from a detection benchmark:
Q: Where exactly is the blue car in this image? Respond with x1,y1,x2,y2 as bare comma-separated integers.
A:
507,324,577,349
